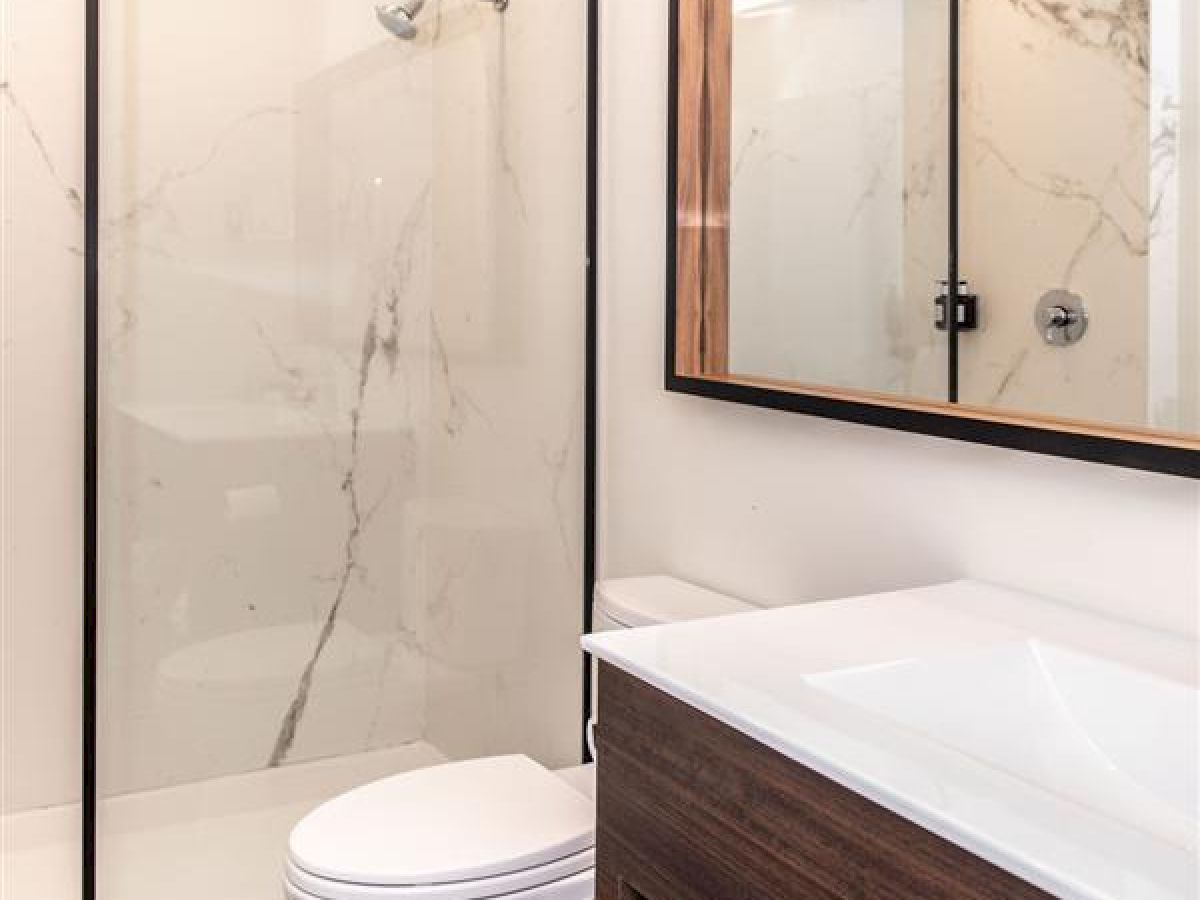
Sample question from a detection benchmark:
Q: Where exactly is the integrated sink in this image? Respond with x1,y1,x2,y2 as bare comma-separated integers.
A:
808,640,1198,848
585,581,1200,899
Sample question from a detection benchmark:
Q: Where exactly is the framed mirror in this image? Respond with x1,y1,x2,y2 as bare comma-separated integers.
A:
667,0,1200,477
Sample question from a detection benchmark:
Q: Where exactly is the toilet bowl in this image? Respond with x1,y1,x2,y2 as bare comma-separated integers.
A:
284,576,756,900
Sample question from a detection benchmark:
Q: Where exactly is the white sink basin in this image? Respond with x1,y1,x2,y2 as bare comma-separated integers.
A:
585,582,1200,898
808,640,1198,848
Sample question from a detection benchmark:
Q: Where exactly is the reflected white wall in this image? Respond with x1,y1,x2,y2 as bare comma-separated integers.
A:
1182,0,1200,432
1148,0,1182,430
728,1,949,398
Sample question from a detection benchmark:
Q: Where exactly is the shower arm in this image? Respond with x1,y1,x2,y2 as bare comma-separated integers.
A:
379,0,510,17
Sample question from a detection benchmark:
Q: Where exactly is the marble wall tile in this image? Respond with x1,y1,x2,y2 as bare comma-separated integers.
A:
1,0,85,814
4,0,584,811
96,0,435,793
420,0,586,770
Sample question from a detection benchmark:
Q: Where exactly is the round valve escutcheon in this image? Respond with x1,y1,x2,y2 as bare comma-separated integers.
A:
1035,290,1089,347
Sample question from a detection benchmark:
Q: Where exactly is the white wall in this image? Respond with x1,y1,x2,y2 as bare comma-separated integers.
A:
598,0,1200,639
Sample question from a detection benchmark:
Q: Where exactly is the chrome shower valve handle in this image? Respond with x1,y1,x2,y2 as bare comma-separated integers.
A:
1035,290,1089,347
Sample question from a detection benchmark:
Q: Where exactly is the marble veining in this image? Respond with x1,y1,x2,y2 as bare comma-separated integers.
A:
106,107,298,234
973,137,1148,283
1005,0,1149,75
731,126,765,183
0,80,82,215
267,187,433,768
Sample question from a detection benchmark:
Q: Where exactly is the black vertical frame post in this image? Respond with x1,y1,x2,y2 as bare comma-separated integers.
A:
947,0,961,403
665,0,680,389
581,0,600,763
83,0,100,896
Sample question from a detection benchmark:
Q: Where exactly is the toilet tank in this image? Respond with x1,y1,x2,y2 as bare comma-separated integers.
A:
593,576,756,632
586,577,756,759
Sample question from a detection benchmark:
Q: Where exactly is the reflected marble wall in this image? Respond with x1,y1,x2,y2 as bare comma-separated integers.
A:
420,0,586,768
957,0,1153,427
97,0,584,796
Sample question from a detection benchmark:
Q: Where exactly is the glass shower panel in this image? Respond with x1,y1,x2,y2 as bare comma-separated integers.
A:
96,1,585,896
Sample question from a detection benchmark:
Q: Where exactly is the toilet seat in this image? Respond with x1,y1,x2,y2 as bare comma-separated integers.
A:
286,756,595,900
284,853,594,900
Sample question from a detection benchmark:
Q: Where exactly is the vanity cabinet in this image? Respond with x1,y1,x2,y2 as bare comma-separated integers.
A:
594,663,1054,900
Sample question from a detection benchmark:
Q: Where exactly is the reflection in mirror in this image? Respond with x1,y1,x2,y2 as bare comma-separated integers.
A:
957,0,1197,434
673,0,1200,462
729,0,950,403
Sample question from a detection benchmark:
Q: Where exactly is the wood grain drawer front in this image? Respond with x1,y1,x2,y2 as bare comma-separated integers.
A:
594,663,1054,900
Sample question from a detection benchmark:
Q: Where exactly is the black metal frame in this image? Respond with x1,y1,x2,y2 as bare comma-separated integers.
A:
82,3,603,897
664,0,1198,480
947,0,961,404
582,0,600,764
83,0,100,898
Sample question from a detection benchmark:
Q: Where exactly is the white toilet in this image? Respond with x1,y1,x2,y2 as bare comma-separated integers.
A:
283,576,756,900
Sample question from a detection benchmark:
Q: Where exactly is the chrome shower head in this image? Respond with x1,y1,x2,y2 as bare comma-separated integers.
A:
376,0,509,40
376,1,424,40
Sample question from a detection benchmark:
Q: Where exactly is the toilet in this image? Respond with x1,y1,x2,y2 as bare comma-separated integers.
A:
283,576,756,900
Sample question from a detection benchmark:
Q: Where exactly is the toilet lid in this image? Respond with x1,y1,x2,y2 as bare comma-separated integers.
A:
288,756,595,888
595,576,755,627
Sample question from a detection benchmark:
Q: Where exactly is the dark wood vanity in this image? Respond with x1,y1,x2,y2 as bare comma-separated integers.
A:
594,663,1054,900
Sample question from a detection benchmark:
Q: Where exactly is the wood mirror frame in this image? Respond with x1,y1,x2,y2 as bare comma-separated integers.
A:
665,0,1199,478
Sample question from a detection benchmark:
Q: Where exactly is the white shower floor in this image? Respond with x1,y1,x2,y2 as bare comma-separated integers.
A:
1,742,447,900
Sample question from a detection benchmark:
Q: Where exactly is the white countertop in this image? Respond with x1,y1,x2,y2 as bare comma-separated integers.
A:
583,581,1199,900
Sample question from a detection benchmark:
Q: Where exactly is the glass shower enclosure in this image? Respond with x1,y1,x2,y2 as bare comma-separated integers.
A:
93,1,589,895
